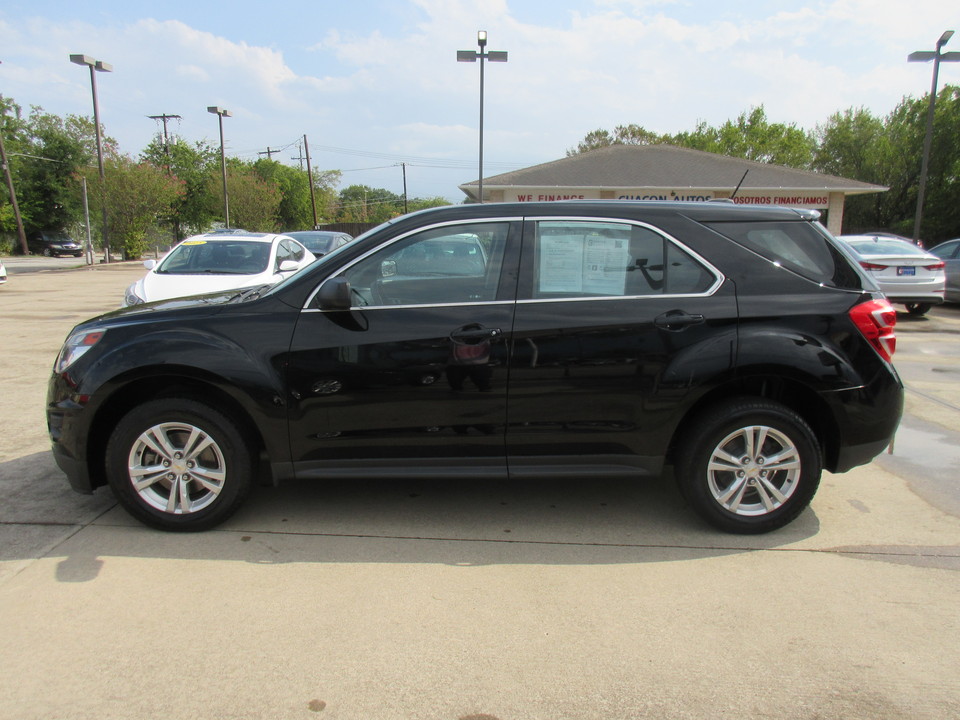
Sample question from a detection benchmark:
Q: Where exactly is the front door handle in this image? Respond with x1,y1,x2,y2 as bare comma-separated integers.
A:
654,310,705,331
450,325,502,343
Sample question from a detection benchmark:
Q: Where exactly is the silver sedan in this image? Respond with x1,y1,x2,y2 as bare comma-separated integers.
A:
839,234,946,315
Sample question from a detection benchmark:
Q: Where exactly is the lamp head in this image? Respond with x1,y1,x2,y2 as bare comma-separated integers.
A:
478,31,487,47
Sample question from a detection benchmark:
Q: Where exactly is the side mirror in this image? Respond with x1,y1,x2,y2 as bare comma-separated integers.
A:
316,277,352,311
144,259,157,270
278,259,299,273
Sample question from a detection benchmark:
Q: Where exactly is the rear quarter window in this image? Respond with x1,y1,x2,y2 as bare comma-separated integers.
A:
705,221,863,290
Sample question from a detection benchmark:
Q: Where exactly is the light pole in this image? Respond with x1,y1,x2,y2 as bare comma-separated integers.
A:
70,54,112,262
907,30,960,242
457,31,508,203
207,106,232,227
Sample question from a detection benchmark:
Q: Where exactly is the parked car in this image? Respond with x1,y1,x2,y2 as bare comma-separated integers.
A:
0,259,7,285
122,232,316,306
838,234,945,315
928,239,960,303
28,230,83,258
49,202,903,533
282,230,353,257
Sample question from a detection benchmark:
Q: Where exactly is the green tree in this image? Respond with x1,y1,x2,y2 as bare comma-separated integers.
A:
212,164,282,232
141,137,219,239
335,185,404,223
82,156,183,258
567,124,666,155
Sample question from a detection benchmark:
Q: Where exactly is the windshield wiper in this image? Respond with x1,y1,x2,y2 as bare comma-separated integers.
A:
228,284,272,303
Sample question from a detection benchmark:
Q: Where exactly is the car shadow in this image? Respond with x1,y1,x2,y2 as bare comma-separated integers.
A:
2,451,822,581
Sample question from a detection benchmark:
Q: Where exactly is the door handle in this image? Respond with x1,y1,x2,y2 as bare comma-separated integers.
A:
654,310,705,331
450,325,502,342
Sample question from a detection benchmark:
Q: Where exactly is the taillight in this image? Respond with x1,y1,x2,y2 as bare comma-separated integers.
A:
849,299,897,362
859,261,887,271
923,260,945,270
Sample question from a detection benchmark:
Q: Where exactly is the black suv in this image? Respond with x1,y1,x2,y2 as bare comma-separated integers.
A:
47,202,903,533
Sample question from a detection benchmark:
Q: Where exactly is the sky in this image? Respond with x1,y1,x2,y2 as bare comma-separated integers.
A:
1,0,959,202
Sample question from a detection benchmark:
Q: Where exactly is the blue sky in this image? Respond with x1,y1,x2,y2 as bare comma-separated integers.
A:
1,0,958,201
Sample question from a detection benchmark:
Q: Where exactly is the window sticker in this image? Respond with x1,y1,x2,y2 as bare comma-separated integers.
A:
539,234,585,292
537,222,631,295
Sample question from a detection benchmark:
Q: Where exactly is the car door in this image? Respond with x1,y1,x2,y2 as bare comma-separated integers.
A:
286,220,521,479
505,217,737,477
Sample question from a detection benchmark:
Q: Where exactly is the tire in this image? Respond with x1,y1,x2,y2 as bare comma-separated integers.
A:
105,398,255,531
42,248,53,257
675,399,822,534
905,303,932,316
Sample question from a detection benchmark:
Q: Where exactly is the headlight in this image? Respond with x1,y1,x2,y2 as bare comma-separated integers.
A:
124,283,144,307
55,330,105,374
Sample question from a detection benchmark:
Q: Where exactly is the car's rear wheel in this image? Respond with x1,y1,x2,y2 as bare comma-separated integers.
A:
42,248,53,257
905,303,932,316
675,399,822,533
105,398,254,531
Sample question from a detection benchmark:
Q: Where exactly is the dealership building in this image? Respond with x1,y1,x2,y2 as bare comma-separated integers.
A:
458,144,886,235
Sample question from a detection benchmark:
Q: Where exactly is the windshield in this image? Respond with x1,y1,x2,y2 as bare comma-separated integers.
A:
157,240,272,275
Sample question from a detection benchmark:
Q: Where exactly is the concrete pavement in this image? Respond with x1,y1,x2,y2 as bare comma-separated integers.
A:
1,263,958,719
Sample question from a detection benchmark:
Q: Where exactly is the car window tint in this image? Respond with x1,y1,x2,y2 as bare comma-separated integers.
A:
706,221,862,290
528,221,715,299
342,223,509,306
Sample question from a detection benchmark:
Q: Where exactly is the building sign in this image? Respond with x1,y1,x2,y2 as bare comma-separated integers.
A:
502,189,830,209
729,192,830,209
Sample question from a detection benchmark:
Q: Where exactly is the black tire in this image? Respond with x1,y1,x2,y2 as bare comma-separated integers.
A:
42,248,53,257
105,398,255,531
905,303,932,316
675,399,822,534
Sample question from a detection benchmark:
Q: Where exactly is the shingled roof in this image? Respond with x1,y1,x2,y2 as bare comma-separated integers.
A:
459,144,886,196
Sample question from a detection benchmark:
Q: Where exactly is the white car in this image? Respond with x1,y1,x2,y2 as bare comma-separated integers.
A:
0,259,7,285
123,232,316,306
839,234,945,315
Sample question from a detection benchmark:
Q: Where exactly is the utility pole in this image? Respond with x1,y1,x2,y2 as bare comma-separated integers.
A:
303,135,319,229
258,146,280,160
401,162,408,214
291,142,307,171
148,114,181,244
147,114,181,156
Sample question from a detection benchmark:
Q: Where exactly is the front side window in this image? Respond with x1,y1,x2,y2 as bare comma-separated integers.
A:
342,222,510,307
528,220,716,299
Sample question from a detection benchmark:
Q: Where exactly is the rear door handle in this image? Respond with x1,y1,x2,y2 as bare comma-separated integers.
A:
654,310,705,331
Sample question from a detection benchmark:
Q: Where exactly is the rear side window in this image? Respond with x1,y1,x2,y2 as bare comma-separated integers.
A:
705,221,862,289
528,220,717,299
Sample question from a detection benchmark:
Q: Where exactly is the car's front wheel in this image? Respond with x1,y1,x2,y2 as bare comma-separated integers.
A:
105,398,254,531
675,399,822,533
905,303,932,316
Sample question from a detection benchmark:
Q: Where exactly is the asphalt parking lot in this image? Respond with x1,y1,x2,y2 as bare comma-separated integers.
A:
1,259,958,720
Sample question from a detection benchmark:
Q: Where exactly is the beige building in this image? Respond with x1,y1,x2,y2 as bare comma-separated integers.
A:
459,144,886,235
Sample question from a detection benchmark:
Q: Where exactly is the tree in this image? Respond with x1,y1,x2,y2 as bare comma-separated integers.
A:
335,185,404,223
82,156,183,258
141,137,219,239
569,107,814,168
567,124,666,155
214,164,282,232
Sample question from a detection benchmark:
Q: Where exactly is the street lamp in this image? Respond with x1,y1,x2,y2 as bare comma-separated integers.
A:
907,30,960,242
70,54,112,262
207,106,232,227
457,31,508,203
